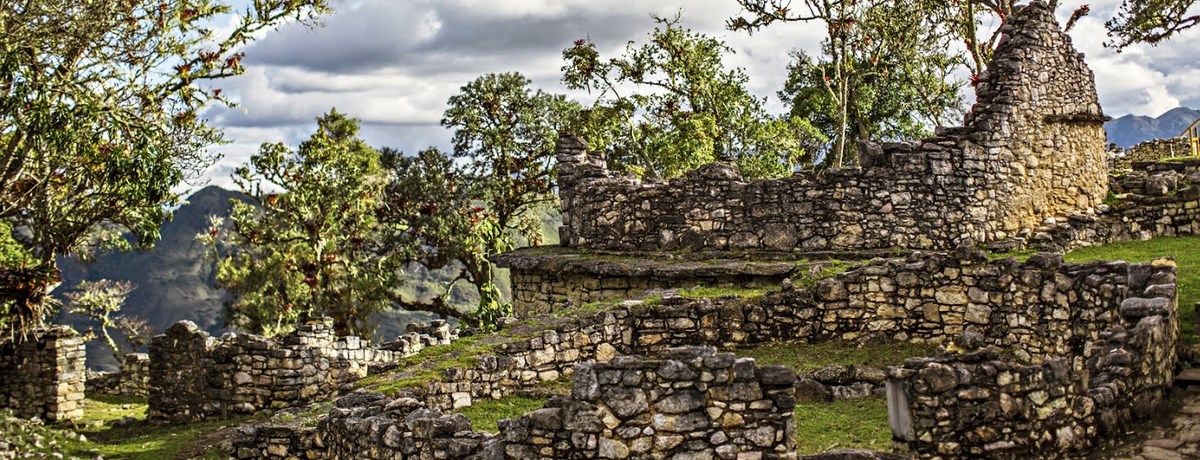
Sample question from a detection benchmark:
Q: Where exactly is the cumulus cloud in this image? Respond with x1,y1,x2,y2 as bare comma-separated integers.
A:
1063,0,1200,117
198,0,1200,187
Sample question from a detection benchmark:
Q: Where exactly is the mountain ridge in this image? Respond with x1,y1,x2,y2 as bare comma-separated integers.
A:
1104,107,1199,149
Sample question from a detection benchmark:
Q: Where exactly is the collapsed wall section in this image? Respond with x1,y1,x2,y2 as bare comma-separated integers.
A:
148,319,450,423
556,0,1107,254
0,326,86,422
86,352,150,397
231,348,798,460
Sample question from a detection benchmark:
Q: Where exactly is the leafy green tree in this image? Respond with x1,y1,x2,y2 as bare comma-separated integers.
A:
732,0,963,166
203,110,395,337
441,72,577,244
0,0,329,336
563,15,823,179
374,72,577,330
1106,1,1200,50
776,2,965,166
378,147,512,330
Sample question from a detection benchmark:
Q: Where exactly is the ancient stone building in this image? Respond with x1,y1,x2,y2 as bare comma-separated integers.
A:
551,1,1105,257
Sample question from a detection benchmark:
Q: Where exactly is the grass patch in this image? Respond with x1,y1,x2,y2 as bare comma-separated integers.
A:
737,340,940,372
0,396,252,459
794,396,891,454
677,285,775,299
359,335,510,394
988,249,1037,262
457,395,548,433
1066,235,1200,341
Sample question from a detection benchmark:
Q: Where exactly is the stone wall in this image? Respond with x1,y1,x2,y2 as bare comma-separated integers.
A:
86,352,150,397
231,348,798,460
1126,137,1192,166
886,262,1178,459
556,1,1106,254
624,251,1148,367
1026,159,1200,251
494,247,832,317
224,251,1176,459
337,252,1165,417
0,326,86,422
148,319,452,423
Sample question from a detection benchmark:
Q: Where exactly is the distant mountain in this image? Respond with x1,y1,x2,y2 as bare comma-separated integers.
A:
1105,107,1199,149
57,186,241,333
55,186,245,368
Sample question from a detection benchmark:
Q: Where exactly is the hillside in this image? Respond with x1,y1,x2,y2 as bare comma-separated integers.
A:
57,186,242,334
1105,106,1199,148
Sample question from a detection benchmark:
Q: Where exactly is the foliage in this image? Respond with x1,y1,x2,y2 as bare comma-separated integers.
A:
379,147,513,330
734,0,964,166
1106,1,1200,50
374,73,572,331
64,279,154,364
0,0,328,336
563,15,824,179
204,110,395,337
441,72,576,245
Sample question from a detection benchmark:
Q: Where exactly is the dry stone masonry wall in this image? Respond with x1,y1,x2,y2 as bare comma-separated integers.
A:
886,262,1178,459
1119,138,1193,170
556,1,1106,254
86,352,150,397
231,348,798,460
1026,159,1200,251
148,319,454,423
493,248,826,317
224,251,1177,459
0,326,86,422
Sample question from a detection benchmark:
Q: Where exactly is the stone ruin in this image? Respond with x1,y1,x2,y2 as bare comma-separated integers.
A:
0,326,85,422
497,1,1199,317
0,2,1193,460
553,0,1107,257
1111,137,1193,171
147,318,456,423
224,249,1178,459
86,352,150,397
232,347,798,460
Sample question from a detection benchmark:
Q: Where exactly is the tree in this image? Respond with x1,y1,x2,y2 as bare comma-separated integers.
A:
731,0,964,166
378,147,512,330
776,2,965,166
63,279,153,364
203,110,395,337
373,72,577,330
563,15,824,179
0,0,329,336
441,72,577,244
1106,1,1200,50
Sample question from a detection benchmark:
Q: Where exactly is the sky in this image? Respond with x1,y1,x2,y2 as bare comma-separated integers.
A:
193,0,1200,191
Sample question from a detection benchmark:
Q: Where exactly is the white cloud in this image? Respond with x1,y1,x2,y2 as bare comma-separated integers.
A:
193,0,1200,190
